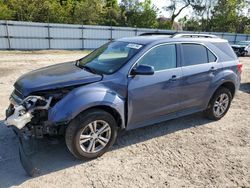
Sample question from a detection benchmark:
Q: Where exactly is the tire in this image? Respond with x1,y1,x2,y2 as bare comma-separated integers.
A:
204,87,232,120
65,109,118,160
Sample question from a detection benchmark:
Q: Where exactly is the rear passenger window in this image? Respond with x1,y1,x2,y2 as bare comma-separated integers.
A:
182,44,208,66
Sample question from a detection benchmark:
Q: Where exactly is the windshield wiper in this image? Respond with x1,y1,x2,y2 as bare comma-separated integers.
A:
75,61,100,75
82,65,99,75
75,60,81,68
75,60,100,74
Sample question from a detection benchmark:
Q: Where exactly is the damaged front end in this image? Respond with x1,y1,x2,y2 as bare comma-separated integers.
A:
5,95,52,130
5,91,66,176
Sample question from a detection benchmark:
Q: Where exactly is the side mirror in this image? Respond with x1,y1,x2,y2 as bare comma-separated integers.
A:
131,64,154,76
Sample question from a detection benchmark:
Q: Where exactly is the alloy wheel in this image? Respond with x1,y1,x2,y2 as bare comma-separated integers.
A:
79,120,111,153
213,93,229,117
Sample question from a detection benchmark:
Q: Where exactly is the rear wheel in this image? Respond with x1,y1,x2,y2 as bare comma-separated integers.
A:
65,109,118,159
205,87,232,120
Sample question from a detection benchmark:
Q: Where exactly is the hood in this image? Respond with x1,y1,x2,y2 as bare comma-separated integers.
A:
14,62,102,97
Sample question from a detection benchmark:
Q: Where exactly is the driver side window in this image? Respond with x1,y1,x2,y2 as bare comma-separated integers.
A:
137,44,176,71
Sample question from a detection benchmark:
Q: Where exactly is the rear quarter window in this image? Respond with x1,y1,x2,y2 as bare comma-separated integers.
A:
212,42,237,60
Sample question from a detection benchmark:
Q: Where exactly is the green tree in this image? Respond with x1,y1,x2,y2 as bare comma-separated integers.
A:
157,17,172,29
120,0,158,28
180,17,202,31
120,0,140,27
73,0,104,25
210,0,247,32
103,0,122,26
2,0,69,23
137,0,158,28
0,0,249,33
0,1,13,20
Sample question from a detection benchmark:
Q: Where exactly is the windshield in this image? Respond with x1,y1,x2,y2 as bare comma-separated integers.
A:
79,41,143,74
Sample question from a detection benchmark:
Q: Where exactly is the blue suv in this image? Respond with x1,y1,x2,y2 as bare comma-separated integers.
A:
5,34,242,166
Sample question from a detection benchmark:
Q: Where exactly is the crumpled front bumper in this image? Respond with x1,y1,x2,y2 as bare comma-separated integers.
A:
12,127,40,177
4,94,52,176
5,103,39,176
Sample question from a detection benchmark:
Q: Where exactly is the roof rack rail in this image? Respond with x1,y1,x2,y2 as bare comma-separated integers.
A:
139,32,177,36
139,32,219,39
172,33,219,38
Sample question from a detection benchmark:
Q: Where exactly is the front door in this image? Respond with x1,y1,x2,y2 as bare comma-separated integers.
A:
127,44,182,129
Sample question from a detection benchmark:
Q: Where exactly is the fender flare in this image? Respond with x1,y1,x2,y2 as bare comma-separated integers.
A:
48,86,125,128
205,79,237,108
204,67,239,107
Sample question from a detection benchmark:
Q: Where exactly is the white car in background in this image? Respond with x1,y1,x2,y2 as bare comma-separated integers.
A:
231,41,250,56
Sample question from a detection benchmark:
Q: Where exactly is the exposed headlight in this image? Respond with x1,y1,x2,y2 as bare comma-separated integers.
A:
5,96,52,129
22,95,46,109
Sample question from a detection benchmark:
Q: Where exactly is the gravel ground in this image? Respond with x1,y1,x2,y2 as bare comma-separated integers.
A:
0,51,249,188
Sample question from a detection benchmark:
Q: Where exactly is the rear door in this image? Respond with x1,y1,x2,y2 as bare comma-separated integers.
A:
179,43,222,110
127,44,182,129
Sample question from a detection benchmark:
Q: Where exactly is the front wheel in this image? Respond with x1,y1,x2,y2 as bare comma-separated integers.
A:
205,87,232,120
65,109,118,160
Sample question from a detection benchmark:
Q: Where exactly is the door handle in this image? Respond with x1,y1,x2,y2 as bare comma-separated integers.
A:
209,66,217,71
169,75,180,81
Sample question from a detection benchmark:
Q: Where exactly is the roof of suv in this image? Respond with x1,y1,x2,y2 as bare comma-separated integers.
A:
118,35,227,45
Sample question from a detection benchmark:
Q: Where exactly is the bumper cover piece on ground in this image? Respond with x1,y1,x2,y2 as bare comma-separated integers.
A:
13,128,40,177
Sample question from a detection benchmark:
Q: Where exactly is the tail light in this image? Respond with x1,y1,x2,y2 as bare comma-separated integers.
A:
237,63,243,74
